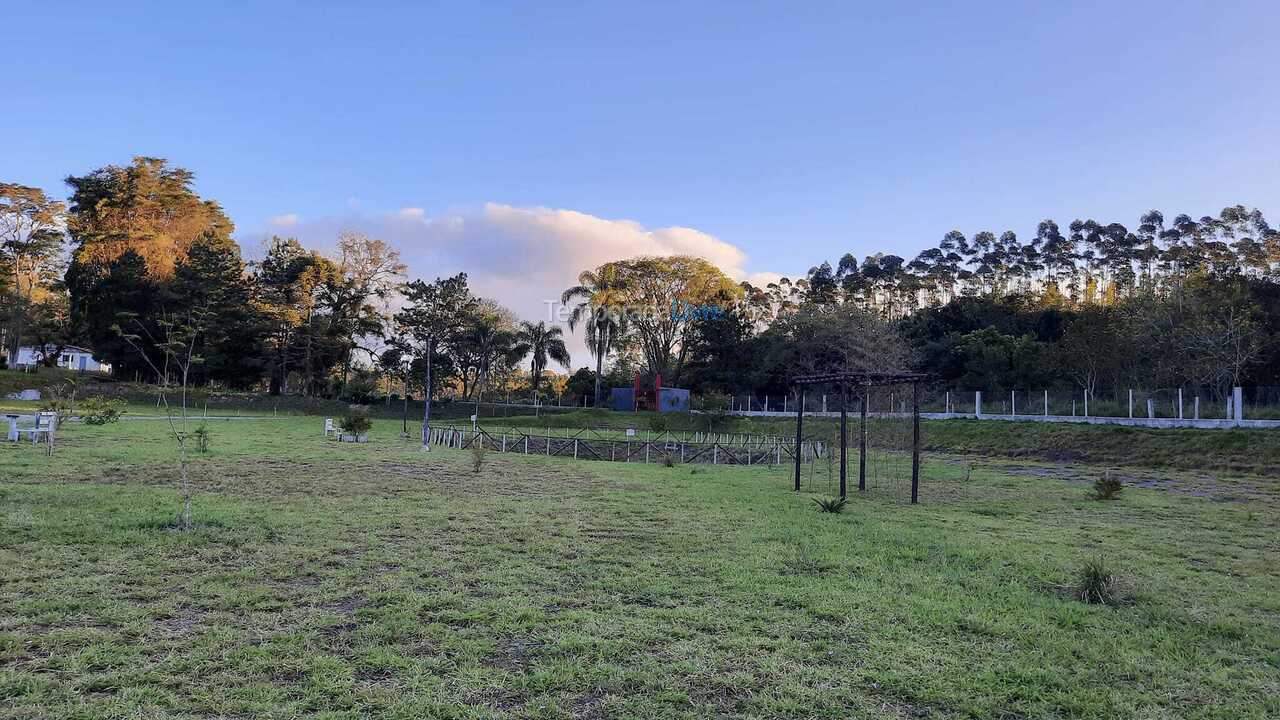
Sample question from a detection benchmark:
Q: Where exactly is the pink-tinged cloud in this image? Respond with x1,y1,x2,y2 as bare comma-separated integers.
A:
246,203,779,367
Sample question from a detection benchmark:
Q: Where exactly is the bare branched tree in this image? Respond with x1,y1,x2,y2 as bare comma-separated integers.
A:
114,308,207,531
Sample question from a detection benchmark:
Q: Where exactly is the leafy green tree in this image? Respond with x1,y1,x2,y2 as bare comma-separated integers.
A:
170,234,263,388
954,328,1053,392
65,156,233,281
68,250,159,380
253,237,341,395
589,256,741,383
563,367,597,404
0,183,66,359
395,273,477,446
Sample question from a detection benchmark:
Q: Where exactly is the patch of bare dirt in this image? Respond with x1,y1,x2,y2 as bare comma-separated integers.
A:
483,637,545,671
994,462,1271,503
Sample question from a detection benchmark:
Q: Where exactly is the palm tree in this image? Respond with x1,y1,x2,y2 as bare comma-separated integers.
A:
464,313,521,406
561,265,628,407
518,321,571,402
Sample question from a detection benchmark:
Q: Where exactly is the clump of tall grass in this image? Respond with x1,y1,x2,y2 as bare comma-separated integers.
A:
1072,556,1132,606
812,496,849,513
781,542,835,576
1091,470,1123,500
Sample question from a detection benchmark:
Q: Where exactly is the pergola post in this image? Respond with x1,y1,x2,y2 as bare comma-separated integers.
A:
859,387,868,492
791,371,928,501
839,383,848,498
793,387,805,492
911,381,920,504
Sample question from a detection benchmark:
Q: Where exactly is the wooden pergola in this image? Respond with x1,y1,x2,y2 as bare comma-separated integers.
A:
791,370,930,504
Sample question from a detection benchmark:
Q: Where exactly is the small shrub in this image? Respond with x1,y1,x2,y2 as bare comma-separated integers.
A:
192,424,211,453
40,398,71,420
81,397,125,425
1092,470,1123,500
648,414,669,433
692,391,732,431
470,439,487,473
341,411,373,437
662,453,676,468
813,496,849,513
1073,556,1131,605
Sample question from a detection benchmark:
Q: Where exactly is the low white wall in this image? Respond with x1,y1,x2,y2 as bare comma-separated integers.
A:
728,409,1280,430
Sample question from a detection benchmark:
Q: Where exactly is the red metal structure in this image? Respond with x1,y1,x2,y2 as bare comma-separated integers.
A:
633,373,663,411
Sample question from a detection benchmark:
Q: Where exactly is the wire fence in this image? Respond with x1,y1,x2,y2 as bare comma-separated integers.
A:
729,384,1280,425
428,424,825,466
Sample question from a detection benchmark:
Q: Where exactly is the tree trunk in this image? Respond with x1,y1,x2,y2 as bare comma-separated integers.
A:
303,312,314,396
593,339,604,408
421,336,433,448
280,328,291,395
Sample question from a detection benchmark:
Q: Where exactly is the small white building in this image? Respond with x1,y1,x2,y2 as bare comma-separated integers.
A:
11,345,112,374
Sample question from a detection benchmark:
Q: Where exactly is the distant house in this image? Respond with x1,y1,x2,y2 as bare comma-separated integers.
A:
11,345,112,374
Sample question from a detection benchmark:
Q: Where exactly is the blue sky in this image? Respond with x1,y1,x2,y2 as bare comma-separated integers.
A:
6,1,1278,323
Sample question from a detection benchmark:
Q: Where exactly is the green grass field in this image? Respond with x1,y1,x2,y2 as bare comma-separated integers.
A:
3,368,1277,473
2,415,1278,718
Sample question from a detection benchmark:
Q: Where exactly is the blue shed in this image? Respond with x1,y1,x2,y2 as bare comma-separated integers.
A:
658,388,690,412
609,386,689,412
609,387,635,411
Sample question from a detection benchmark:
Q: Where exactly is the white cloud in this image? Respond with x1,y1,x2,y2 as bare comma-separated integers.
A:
246,203,777,369
268,213,300,227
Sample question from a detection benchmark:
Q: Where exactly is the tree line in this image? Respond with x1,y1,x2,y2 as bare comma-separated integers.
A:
558,211,1280,402
3,155,1277,407
0,157,574,404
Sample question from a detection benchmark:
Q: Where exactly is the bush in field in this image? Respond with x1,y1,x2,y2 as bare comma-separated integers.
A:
40,397,70,420
192,424,211,453
812,496,849,513
648,414,669,433
693,391,732,431
1073,556,1131,605
81,397,125,425
341,411,372,437
1092,470,1123,500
